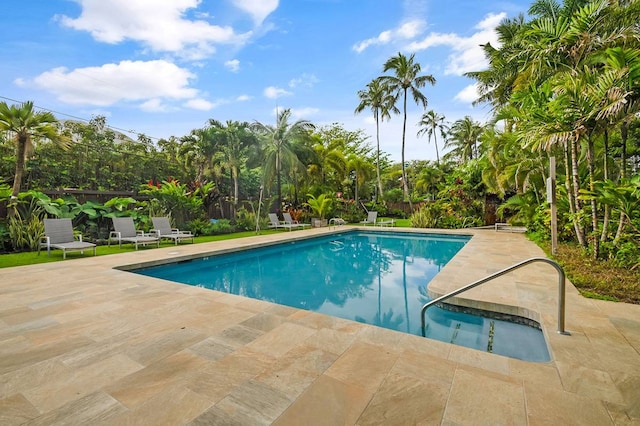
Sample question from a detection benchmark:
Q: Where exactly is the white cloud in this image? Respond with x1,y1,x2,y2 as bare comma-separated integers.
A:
406,12,506,76
353,19,426,53
290,107,319,119
57,0,251,60
263,86,292,99
184,98,214,110
225,59,240,72
232,0,279,25
454,83,480,103
236,94,251,101
288,73,319,88
140,98,167,112
30,60,199,107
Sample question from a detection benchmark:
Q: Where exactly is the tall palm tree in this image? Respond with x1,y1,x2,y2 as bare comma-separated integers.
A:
0,101,66,198
252,109,315,209
379,52,436,209
416,110,447,164
355,78,398,202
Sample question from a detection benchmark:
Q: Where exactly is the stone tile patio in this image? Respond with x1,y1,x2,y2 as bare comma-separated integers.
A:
0,227,638,425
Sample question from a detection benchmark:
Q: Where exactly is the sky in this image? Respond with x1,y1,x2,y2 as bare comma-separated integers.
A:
1,0,533,162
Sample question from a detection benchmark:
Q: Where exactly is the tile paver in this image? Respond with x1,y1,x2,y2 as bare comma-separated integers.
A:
0,227,638,425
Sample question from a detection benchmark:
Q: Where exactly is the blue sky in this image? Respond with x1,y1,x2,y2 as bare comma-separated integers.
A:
1,0,532,162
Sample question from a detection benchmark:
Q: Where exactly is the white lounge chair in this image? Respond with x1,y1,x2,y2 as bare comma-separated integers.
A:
268,213,285,229
360,211,378,226
283,212,310,229
41,218,96,259
109,217,160,250
151,217,194,245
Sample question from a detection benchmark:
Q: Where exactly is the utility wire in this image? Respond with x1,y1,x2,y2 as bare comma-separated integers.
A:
0,94,169,143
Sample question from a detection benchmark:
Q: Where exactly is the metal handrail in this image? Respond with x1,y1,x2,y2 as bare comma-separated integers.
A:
420,257,569,337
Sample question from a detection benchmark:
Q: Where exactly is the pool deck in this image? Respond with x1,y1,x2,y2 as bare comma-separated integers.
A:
1,227,639,425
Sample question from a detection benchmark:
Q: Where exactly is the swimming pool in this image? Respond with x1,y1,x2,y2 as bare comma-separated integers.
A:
134,230,550,362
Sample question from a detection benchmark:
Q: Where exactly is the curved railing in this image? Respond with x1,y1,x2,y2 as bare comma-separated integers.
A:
420,257,569,337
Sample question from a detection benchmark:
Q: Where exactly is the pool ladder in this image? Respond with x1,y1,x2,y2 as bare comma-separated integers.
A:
420,257,570,338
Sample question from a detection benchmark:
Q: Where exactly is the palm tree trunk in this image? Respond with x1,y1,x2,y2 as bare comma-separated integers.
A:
401,90,413,212
276,149,282,210
564,143,577,221
232,165,239,219
375,114,384,203
587,135,599,259
614,122,628,243
434,133,440,165
600,130,610,243
11,134,28,198
570,138,587,247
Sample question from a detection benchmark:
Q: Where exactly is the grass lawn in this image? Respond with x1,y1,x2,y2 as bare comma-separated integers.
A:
0,220,410,268
0,229,283,268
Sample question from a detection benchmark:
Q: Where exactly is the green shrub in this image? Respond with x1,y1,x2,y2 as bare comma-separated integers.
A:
390,208,407,219
235,207,256,231
383,188,403,203
410,203,441,228
210,219,234,234
186,218,210,236
8,215,44,252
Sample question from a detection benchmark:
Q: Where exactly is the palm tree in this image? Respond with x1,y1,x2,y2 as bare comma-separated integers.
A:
0,101,66,199
445,116,483,163
347,154,374,204
465,14,527,116
307,133,347,192
355,78,398,202
416,110,447,164
178,128,219,184
379,52,436,209
206,120,257,217
252,109,315,209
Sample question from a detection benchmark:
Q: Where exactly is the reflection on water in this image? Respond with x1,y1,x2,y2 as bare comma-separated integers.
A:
138,232,467,335
135,231,550,361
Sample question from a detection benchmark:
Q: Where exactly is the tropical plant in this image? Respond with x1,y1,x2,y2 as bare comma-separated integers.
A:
417,110,447,164
251,109,315,209
0,101,68,199
355,77,399,201
445,116,483,163
379,52,436,208
205,120,258,217
139,179,212,227
305,193,332,219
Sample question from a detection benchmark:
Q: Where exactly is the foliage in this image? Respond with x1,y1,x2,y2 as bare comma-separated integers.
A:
210,219,234,235
379,52,436,203
547,242,640,304
333,198,361,223
364,201,388,216
355,77,398,202
496,193,538,225
305,193,332,219
383,188,404,203
0,100,67,197
235,207,258,231
8,214,43,251
140,179,213,227
410,203,441,228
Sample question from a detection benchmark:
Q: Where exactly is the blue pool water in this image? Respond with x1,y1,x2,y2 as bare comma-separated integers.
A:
134,231,550,362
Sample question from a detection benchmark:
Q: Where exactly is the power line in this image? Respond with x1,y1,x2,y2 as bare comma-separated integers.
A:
0,94,170,142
